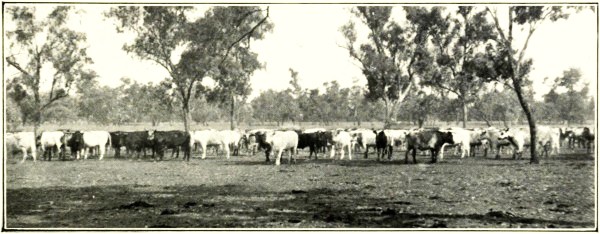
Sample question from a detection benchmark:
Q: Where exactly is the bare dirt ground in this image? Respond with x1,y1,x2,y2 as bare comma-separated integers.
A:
5,147,596,229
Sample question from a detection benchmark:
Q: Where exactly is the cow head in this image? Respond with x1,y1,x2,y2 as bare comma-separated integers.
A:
498,129,511,140
147,130,156,141
68,131,84,148
318,131,334,146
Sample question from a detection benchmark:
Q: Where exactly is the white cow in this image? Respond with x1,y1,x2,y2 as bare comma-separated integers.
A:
265,130,298,165
10,132,37,163
190,130,240,159
439,127,471,161
537,126,560,157
80,131,112,160
303,128,327,133
40,131,65,160
330,130,353,160
221,130,243,156
352,129,377,158
383,129,408,151
498,128,530,159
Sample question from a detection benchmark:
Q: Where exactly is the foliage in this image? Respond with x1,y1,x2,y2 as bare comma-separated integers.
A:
341,6,435,125
417,6,497,127
107,6,271,131
540,68,593,124
5,6,93,134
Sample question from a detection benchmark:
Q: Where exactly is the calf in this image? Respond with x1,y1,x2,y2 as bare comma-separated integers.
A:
330,130,353,160
266,130,298,166
149,130,191,161
405,130,454,164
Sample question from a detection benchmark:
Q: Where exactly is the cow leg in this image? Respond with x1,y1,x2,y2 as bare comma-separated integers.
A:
330,145,336,159
405,148,410,164
288,148,294,164
99,146,106,160
430,149,437,164
364,146,369,159
225,144,231,160
412,148,418,164
20,148,28,163
347,144,352,160
308,146,314,159
275,149,283,166
201,143,208,159
387,146,393,160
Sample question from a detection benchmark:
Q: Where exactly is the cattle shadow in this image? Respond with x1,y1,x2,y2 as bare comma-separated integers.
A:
6,183,595,229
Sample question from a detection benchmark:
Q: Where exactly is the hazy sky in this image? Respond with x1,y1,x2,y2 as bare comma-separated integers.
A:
3,4,597,101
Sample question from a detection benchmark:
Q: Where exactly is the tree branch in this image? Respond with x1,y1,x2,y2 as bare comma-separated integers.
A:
5,57,33,78
219,7,269,67
486,7,508,44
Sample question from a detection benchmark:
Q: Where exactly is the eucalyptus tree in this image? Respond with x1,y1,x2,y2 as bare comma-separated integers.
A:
416,6,497,128
342,6,438,127
201,6,273,130
5,6,94,139
107,6,270,131
483,6,587,163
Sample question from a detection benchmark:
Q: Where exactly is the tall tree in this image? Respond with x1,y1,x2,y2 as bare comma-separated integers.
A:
107,6,270,131
107,6,198,131
341,6,434,127
193,6,271,130
484,6,585,163
418,6,497,128
545,68,591,124
5,6,94,140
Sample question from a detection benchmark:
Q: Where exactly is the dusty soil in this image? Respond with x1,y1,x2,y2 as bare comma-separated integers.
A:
5,147,596,229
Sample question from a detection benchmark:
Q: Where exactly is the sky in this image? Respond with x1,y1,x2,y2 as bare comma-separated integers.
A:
3,4,597,101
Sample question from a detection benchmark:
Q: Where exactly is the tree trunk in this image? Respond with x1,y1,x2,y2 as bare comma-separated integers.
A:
513,79,538,164
182,104,191,132
230,95,236,130
461,99,468,128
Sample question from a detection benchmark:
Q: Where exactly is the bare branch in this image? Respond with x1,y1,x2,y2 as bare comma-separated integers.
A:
219,7,269,67
486,7,508,44
5,57,33,78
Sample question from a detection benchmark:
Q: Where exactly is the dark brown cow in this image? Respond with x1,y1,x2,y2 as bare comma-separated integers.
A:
405,130,454,164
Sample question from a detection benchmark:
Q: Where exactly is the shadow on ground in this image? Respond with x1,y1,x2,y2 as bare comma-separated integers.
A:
6,183,594,229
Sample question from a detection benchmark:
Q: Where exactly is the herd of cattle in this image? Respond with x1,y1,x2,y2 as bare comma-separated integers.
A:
5,125,596,165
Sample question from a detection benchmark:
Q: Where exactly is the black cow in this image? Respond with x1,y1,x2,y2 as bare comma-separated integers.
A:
109,131,128,158
66,131,84,159
582,127,595,153
148,130,191,161
297,131,330,159
405,130,454,164
121,131,154,159
251,131,272,162
375,130,389,161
